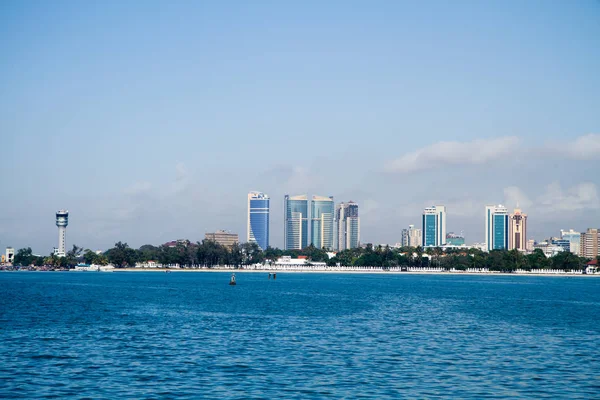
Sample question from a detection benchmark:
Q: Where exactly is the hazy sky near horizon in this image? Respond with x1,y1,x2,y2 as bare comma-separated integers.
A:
1,0,599,254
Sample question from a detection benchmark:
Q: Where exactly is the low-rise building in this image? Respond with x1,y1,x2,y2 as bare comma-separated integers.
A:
5,247,14,264
533,241,564,257
446,232,465,246
274,255,327,267
526,239,535,253
205,230,239,250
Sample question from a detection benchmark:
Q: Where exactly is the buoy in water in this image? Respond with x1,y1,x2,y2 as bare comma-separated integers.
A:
229,273,236,286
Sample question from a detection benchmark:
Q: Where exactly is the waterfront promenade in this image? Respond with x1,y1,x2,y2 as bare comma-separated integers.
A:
113,265,595,276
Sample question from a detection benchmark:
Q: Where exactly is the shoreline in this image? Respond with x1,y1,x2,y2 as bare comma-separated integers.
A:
108,268,599,277
1,269,597,277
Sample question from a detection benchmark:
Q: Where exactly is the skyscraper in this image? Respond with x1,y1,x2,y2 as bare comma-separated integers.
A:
485,205,509,251
247,191,269,250
509,208,527,251
284,195,308,250
311,195,334,250
401,225,422,247
336,201,360,251
55,210,69,257
422,206,446,247
580,228,599,258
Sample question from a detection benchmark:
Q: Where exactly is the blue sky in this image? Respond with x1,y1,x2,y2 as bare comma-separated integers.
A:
1,0,599,253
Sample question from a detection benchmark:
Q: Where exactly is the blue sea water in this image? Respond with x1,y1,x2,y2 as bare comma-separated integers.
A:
1,272,599,399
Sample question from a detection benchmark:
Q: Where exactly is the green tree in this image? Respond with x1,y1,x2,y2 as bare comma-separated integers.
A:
551,251,582,271
66,245,83,267
82,249,98,265
105,242,137,267
229,242,243,268
527,249,550,269
13,248,34,266
415,246,424,267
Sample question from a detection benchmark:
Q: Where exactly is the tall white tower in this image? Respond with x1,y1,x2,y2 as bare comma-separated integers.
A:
56,210,69,257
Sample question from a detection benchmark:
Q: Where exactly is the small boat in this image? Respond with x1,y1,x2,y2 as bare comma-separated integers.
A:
229,273,236,286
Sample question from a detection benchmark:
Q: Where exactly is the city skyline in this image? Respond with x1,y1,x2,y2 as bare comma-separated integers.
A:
1,2,599,253
3,198,600,259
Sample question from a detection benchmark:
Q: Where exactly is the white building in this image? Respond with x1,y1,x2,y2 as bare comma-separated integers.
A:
5,247,14,264
274,256,326,268
533,241,565,257
55,210,69,257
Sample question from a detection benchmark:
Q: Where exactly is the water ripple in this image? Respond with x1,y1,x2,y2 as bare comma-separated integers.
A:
1,272,599,398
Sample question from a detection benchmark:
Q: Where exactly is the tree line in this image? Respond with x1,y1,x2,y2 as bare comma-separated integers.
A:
10,241,597,271
329,245,592,272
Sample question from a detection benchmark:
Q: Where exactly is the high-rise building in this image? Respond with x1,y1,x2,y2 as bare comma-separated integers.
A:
580,228,599,258
509,208,527,251
247,191,270,250
311,195,334,250
55,210,69,257
284,195,308,250
336,201,360,251
205,230,239,250
401,225,422,247
485,205,509,251
422,205,446,247
560,229,581,255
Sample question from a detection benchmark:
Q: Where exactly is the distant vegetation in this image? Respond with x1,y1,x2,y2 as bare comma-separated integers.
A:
9,241,596,272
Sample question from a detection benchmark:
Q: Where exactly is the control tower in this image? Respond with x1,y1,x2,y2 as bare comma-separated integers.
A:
56,210,69,257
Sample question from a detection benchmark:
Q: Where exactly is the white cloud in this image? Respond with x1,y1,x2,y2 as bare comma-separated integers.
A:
538,182,600,212
502,182,600,214
548,133,600,160
385,136,520,173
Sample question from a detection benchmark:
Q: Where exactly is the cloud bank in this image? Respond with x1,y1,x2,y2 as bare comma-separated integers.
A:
385,136,520,173
386,133,599,174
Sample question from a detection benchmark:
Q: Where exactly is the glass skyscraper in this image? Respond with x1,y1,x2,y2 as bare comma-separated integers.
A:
336,201,360,251
311,195,334,250
422,205,446,247
247,191,269,250
284,194,308,250
560,229,581,255
485,205,509,251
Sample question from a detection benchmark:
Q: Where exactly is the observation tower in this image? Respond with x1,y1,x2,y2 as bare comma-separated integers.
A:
56,210,69,257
